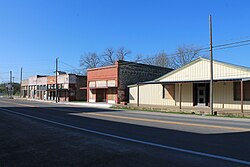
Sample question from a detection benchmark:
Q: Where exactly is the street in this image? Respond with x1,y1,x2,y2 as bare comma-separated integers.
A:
0,97,250,167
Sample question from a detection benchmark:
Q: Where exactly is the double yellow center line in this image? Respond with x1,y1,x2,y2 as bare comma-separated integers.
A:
1,99,249,131
83,112,250,131
0,99,35,107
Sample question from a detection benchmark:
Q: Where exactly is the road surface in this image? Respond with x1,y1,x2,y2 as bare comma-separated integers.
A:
0,97,249,167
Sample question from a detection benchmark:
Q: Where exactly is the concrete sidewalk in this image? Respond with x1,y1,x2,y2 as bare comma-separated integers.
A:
58,101,112,108
114,103,250,117
13,96,113,108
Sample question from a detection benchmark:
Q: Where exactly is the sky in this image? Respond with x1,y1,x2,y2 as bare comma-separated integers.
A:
0,0,250,83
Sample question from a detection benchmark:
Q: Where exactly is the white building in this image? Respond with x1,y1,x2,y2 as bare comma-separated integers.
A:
129,58,250,112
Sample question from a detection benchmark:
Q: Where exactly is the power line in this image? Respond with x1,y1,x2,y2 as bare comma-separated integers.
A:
214,42,250,51
212,35,250,46
59,60,79,69
58,60,84,73
139,38,250,62
214,39,250,49
0,72,11,74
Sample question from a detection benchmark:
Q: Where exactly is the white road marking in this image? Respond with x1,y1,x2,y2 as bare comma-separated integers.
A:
1,108,250,166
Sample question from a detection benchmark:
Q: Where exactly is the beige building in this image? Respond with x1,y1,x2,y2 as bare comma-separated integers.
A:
129,58,250,112
20,79,29,98
21,73,87,101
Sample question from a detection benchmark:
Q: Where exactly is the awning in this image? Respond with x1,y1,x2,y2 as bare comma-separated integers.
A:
80,86,116,90
132,77,248,86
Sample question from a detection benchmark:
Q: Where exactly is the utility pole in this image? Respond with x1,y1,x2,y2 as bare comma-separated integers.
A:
209,15,214,115
20,67,23,97
55,58,58,103
9,71,12,98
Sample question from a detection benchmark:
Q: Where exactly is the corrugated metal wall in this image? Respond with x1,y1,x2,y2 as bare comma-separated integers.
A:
129,82,250,109
213,82,250,109
129,83,192,107
160,60,250,82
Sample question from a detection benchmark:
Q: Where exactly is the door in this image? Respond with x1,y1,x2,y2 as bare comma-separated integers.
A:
96,89,106,102
197,84,206,106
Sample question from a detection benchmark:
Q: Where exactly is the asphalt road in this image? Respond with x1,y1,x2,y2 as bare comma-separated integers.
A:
0,97,250,167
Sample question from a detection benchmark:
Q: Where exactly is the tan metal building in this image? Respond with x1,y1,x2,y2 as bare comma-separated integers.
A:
129,58,250,111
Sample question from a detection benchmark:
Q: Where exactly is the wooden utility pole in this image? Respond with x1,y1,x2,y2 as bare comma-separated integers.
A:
10,71,12,84
209,15,214,115
9,71,12,98
20,67,23,97
55,58,59,103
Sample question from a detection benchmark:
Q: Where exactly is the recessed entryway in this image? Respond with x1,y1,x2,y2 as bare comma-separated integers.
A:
193,83,209,106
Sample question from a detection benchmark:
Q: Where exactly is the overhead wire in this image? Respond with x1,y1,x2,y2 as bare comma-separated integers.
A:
1,36,250,83
139,38,250,62
59,60,84,73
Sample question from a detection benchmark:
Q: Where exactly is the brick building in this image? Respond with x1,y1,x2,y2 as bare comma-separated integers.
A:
46,74,87,101
85,60,173,104
21,73,87,102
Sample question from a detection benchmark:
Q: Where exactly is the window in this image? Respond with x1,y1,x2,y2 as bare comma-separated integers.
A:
234,81,250,101
163,84,175,100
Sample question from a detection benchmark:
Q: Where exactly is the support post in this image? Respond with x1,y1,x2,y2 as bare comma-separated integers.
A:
87,81,89,103
209,15,214,115
179,83,182,109
241,80,244,113
137,84,140,107
55,58,58,103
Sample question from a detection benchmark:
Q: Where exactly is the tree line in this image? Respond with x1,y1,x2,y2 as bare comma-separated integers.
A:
79,45,207,73
0,83,20,96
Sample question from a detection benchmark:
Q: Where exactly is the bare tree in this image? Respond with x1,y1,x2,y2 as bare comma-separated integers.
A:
142,51,170,68
134,54,144,63
154,51,169,67
170,45,201,69
116,47,131,60
72,69,84,75
80,52,101,70
103,48,116,65
142,56,155,65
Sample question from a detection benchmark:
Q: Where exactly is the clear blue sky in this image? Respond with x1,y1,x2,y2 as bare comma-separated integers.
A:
0,0,250,83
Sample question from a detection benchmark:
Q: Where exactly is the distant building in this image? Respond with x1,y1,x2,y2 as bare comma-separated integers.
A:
47,74,87,101
83,60,173,104
21,73,87,102
20,79,29,98
27,75,47,99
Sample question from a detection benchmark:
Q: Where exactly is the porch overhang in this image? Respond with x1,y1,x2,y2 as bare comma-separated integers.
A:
136,77,248,86
80,86,117,90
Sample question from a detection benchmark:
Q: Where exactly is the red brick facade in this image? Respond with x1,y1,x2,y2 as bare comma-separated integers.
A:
86,61,173,104
87,63,118,104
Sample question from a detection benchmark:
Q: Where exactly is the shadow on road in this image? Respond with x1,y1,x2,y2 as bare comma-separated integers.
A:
0,106,250,164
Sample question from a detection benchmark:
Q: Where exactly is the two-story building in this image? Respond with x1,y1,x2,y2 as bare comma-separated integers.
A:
21,73,87,102
84,60,173,104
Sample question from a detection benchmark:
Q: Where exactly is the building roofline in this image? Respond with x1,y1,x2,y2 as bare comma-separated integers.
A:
87,60,174,72
155,57,250,81
117,60,174,70
87,64,117,71
128,77,250,88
